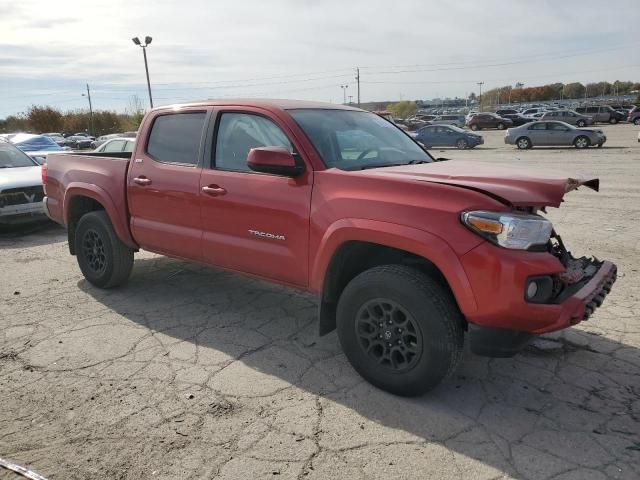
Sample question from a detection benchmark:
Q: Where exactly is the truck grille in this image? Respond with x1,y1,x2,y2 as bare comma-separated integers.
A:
0,186,45,206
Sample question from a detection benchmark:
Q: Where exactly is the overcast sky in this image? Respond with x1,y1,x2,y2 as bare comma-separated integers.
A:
1,0,639,117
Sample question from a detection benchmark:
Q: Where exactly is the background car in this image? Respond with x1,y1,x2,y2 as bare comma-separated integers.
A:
495,108,519,116
521,107,547,116
504,121,606,149
466,113,513,130
414,125,483,149
64,135,94,149
627,106,640,125
94,137,136,153
91,133,123,149
9,133,66,164
500,113,533,126
0,140,46,225
540,110,592,127
575,105,625,124
43,133,66,146
430,114,466,128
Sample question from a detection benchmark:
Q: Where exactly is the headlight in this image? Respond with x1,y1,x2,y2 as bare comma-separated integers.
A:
461,210,553,250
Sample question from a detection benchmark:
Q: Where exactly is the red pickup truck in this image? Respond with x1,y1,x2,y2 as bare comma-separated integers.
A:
43,100,617,396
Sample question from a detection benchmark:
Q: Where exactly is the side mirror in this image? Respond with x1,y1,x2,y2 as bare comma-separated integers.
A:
247,146,304,177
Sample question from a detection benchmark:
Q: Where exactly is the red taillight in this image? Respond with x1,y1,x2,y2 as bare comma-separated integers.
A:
41,164,48,194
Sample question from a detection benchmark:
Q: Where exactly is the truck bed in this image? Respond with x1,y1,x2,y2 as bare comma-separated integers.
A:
44,152,132,241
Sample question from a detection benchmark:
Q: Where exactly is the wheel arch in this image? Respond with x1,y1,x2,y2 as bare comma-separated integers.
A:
312,219,477,336
64,184,137,254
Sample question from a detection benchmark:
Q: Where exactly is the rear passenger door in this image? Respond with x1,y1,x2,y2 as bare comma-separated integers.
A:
127,108,209,260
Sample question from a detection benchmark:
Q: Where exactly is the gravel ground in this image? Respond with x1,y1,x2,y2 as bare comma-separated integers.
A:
1,123,639,479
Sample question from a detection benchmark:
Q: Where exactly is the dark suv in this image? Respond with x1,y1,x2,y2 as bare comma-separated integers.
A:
575,106,626,124
466,113,513,131
627,106,640,125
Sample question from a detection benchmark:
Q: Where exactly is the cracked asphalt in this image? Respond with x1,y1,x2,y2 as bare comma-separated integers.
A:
1,124,639,479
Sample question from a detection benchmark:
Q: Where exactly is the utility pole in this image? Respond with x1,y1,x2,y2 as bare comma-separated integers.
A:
477,82,484,111
348,95,353,104
82,84,94,135
355,67,360,107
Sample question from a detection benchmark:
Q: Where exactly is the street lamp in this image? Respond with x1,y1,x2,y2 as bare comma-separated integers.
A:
340,85,349,104
477,82,484,111
132,36,154,109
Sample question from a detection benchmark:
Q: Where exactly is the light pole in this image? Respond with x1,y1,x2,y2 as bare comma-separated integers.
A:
132,36,154,109
477,82,484,111
81,83,94,135
340,85,348,104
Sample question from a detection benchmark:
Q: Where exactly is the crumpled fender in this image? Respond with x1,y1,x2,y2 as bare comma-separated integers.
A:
310,218,478,316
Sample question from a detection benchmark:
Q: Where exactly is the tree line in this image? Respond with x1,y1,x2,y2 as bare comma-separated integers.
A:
0,97,146,136
478,80,640,107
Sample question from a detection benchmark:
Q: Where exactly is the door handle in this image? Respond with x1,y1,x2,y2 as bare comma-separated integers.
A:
202,185,227,196
134,176,152,186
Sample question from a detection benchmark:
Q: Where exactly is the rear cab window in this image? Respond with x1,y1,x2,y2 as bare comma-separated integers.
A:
147,112,207,165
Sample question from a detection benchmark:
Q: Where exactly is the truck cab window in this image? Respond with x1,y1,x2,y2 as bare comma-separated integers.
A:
214,113,292,172
147,112,206,165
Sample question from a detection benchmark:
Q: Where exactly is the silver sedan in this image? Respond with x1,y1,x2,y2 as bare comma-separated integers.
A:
504,121,606,149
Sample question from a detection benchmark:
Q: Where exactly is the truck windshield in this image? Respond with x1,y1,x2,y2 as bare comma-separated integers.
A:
289,109,433,170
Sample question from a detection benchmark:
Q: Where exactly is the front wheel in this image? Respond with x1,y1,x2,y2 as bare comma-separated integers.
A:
470,124,479,131
456,139,468,149
574,135,591,149
634,118,640,125
336,265,464,396
75,211,134,288
516,137,532,150
576,120,586,127
497,123,506,130
609,117,618,124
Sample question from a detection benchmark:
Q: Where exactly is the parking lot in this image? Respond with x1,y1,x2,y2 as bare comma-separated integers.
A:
1,123,639,479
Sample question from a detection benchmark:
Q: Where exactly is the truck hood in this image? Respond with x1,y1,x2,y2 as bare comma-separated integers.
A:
364,160,599,208
0,166,43,192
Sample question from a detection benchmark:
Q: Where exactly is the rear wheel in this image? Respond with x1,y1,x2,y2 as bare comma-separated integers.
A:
456,139,468,149
497,123,506,130
516,137,532,150
574,135,590,149
634,118,640,125
609,117,618,124
336,265,464,396
576,120,586,127
470,124,479,131
75,211,134,288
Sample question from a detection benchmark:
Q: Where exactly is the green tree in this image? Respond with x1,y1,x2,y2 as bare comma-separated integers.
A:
386,101,417,119
27,105,64,133
0,114,30,133
563,82,585,99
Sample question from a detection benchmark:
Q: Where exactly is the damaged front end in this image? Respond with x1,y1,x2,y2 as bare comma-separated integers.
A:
544,232,617,321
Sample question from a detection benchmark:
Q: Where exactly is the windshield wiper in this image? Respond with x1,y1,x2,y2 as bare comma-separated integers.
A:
356,159,432,170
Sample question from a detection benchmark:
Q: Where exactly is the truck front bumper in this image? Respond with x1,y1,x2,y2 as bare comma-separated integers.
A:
0,202,47,225
460,242,617,342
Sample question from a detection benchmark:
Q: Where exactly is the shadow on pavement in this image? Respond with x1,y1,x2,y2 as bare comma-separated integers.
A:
0,221,65,250
79,255,640,476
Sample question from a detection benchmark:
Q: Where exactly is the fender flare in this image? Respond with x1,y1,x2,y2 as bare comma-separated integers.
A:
311,219,478,334
63,183,137,249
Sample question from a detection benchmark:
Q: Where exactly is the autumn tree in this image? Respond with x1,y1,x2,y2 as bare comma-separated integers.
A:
26,105,64,133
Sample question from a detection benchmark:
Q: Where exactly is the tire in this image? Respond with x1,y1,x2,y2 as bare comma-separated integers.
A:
516,137,532,150
75,211,134,288
609,117,618,124
336,265,464,396
573,135,590,149
597,142,604,148
634,118,640,125
497,123,506,130
470,124,479,131
576,120,586,127
456,139,468,149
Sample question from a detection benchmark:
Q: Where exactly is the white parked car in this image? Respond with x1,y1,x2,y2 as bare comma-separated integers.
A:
94,137,136,154
0,140,46,225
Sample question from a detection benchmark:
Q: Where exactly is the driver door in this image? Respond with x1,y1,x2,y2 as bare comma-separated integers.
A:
199,109,313,287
